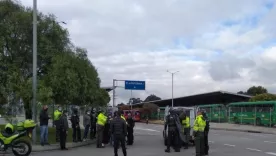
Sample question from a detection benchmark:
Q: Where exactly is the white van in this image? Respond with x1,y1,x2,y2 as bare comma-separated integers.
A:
163,106,197,146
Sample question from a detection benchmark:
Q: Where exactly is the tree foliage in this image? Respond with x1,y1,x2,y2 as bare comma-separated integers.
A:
238,86,268,96
144,94,161,102
249,93,276,102
128,97,142,104
139,103,159,116
0,0,110,119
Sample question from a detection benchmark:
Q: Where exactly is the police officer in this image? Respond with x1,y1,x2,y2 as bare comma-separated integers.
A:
90,109,97,139
60,110,69,150
193,110,206,156
164,108,180,153
54,106,62,142
202,110,210,155
126,113,135,145
70,108,82,142
110,111,127,156
96,109,107,148
181,111,190,149
102,114,111,144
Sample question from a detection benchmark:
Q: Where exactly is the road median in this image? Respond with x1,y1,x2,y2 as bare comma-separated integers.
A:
141,120,276,134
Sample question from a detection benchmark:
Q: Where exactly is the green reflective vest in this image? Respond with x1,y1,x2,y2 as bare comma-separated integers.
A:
182,116,190,128
193,115,206,132
97,113,107,126
54,110,62,121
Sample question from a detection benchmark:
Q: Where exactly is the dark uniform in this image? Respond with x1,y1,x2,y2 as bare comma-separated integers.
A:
54,108,62,142
110,111,127,156
180,112,190,149
202,111,210,155
90,110,97,139
126,114,135,145
102,115,111,144
96,110,107,148
60,111,69,150
165,109,180,153
70,109,82,142
193,111,206,156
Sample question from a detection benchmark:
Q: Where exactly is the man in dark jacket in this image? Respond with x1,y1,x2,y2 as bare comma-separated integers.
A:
70,108,82,142
202,110,210,155
39,105,50,146
110,111,127,156
90,109,97,139
60,110,69,150
126,113,135,145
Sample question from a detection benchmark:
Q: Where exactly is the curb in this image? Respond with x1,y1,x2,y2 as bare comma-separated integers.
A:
139,121,275,135
32,140,96,152
210,127,263,134
0,140,96,154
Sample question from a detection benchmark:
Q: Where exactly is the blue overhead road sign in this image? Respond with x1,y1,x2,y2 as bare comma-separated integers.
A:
125,80,145,90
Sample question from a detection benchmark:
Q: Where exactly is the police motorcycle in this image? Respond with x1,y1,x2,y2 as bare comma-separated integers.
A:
163,106,196,146
0,119,36,156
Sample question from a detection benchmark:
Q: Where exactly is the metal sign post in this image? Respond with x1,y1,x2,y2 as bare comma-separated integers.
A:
112,79,145,108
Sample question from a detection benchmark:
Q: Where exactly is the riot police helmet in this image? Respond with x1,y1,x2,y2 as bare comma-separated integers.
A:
73,108,78,114
168,107,174,114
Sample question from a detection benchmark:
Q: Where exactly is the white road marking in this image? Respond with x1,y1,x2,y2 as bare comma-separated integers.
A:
264,141,276,144
208,141,214,143
134,127,160,132
246,148,261,152
266,152,276,155
224,144,235,147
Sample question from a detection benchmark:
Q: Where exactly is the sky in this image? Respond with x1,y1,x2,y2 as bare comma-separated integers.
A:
21,0,276,105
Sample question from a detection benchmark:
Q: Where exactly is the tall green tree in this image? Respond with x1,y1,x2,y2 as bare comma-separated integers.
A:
144,94,161,102
246,86,267,96
0,0,109,118
249,93,276,102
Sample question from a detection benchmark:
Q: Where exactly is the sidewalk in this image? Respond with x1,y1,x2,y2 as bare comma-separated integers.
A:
32,139,96,152
210,123,276,134
142,120,276,134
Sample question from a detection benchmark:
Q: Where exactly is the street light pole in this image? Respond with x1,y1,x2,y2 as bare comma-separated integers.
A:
167,70,179,107
32,0,38,143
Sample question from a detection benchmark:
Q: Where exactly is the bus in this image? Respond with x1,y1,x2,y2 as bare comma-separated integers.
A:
132,110,141,122
197,104,227,122
228,101,276,126
123,110,141,122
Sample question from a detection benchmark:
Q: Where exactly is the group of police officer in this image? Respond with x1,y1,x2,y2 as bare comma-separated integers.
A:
164,108,209,156
53,106,135,154
96,109,135,156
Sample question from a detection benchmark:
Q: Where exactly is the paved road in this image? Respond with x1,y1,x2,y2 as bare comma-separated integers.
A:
4,123,276,156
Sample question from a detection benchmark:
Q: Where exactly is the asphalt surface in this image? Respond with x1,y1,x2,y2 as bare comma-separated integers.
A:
3,123,276,156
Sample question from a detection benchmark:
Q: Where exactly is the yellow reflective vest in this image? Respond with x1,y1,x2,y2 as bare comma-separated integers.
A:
182,116,190,128
54,110,62,121
121,115,126,121
193,115,206,132
121,115,128,124
97,113,107,126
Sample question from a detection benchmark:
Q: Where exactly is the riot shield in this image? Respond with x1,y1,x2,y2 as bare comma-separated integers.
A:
175,115,186,143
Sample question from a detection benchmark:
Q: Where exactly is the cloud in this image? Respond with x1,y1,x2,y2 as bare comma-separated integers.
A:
21,0,276,104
